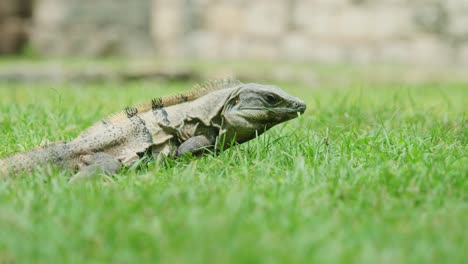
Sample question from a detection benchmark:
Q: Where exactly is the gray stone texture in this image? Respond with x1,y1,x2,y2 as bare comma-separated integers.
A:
32,0,154,57
150,0,468,65
0,0,31,54
18,0,468,64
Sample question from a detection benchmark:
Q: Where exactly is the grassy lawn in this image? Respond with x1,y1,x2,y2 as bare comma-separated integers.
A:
0,79,466,263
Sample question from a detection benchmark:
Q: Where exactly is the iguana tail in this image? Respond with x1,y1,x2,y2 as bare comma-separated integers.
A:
0,142,70,177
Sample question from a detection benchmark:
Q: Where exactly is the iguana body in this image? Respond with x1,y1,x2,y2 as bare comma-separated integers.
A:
0,80,306,181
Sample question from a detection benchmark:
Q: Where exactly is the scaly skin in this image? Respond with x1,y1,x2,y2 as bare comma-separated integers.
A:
0,80,306,181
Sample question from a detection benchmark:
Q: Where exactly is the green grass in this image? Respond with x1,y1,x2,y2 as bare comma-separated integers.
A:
0,80,467,263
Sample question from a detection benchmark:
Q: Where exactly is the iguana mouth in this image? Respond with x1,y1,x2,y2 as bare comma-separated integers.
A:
241,99,306,114
274,107,306,116
241,106,305,114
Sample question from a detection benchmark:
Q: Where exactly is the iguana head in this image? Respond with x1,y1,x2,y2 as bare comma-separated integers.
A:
222,83,306,143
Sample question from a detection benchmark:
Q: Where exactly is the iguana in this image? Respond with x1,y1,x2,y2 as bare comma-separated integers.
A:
0,79,306,182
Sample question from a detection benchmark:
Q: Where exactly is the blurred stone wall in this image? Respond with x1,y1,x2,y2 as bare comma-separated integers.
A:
152,0,468,65
10,0,468,65
31,0,154,57
0,0,32,54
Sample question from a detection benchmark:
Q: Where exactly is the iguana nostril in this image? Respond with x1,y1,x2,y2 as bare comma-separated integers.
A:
293,102,306,113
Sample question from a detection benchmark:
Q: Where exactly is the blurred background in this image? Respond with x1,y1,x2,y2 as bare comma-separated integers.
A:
1,0,468,84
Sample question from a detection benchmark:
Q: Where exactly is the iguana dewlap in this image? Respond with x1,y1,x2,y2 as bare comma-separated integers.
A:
0,80,306,182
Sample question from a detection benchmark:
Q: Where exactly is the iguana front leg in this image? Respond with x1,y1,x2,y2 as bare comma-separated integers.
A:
176,135,216,157
69,152,122,183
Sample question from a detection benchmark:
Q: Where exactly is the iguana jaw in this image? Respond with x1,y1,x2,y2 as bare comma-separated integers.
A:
238,104,306,117
233,107,305,126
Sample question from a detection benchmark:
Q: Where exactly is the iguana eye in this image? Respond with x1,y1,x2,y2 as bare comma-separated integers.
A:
265,94,279,105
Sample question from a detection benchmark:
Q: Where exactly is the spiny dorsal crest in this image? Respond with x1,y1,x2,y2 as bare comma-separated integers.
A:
124,107,139,118
83,78,242,133
145,78,242,111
